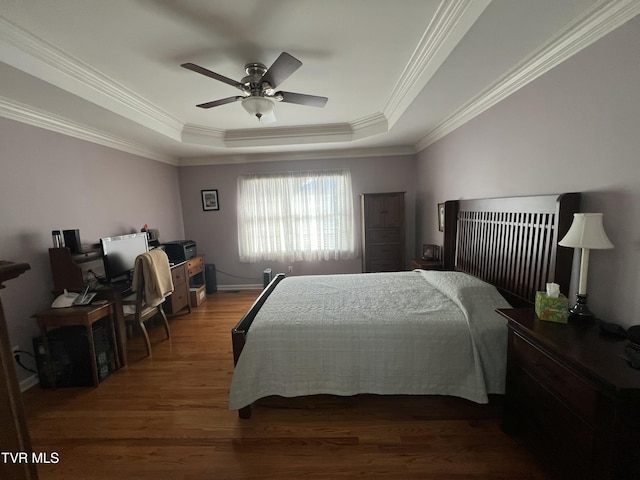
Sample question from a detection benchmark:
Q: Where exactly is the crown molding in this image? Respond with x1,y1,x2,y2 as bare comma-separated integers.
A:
0,15,184,141
224,122,353,147
3,2,633,164
178,145,417,166
415,0,640,152
181,124,226,147
351,113,389,140
182,113,389,148
383,0,491,128
0,96,177,165
0,14,395,152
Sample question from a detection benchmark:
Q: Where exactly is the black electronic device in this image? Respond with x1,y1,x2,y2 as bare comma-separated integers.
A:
162,240,197,263
599,319,627,337
33,318,113,388
205,263,217,293
63,229,82,253
100,233,149,282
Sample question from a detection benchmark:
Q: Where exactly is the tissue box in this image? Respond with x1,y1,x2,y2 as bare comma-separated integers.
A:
535,291,569,323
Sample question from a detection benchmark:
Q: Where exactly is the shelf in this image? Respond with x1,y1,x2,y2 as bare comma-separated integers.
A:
71,245,102,263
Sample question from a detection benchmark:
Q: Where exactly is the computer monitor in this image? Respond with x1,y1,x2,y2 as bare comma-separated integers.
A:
100,233,149,282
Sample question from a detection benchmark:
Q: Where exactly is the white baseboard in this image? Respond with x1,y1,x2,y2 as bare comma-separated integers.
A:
19,374,39,392
216,284,262,291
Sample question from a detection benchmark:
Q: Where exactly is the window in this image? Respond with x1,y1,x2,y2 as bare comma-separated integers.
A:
237,169,356,263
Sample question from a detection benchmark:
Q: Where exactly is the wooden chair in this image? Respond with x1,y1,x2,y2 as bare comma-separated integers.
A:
123,251,173,357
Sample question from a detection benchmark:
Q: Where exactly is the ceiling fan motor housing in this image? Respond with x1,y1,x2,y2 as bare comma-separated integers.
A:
241,63,274,96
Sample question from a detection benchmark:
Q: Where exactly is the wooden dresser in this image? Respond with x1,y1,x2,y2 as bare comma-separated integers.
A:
361,192,405,272
497,308,640,480
164,260,190,315
165,255,205,315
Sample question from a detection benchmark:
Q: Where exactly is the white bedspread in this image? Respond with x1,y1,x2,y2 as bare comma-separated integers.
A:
229,270,511,410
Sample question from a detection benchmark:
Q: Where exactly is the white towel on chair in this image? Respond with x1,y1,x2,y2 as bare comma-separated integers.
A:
131,249,174,307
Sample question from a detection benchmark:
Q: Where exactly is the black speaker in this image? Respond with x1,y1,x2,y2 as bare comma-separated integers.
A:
63,229,82,253
205,264,217,293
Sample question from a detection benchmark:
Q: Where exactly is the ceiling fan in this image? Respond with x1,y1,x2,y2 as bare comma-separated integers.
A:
181,52,328,124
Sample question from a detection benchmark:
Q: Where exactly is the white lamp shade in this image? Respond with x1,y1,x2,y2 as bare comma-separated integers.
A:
241,96,275,120
558,213,614,249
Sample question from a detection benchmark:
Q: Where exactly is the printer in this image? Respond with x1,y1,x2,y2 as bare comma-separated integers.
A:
162,240,197,263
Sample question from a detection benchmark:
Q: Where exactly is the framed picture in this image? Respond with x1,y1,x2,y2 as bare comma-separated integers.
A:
422,244,440,261
438,202,445,232
201,189,219,211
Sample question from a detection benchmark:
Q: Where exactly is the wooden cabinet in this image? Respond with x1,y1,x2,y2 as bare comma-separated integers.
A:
187,255,204,286
165,255,206,314
165,261,190,315
48,246,102,294
0,261,38,480
497,308,640,480
361,192,405,272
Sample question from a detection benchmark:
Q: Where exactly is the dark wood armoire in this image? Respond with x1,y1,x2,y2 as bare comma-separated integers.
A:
361,192,405,272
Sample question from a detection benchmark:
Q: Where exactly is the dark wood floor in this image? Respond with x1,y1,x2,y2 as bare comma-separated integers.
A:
22,290,553,479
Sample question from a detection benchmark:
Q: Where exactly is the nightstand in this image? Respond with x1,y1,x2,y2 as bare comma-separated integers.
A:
496,308,640,480
410,258,442,270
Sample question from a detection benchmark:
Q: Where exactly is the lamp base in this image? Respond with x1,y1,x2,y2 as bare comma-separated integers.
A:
569,293,595,321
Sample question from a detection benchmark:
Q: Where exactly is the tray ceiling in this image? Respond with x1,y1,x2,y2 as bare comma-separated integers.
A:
0,0,637,165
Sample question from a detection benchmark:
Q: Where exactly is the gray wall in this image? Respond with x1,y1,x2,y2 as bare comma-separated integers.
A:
178,155,417,286
416,15,640,327
0,118,185,384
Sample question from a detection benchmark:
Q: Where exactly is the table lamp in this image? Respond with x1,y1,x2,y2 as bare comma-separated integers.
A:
558,213,613,320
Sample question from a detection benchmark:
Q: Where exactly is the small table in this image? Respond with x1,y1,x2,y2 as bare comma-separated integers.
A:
410,258,443,270
33,302,120,388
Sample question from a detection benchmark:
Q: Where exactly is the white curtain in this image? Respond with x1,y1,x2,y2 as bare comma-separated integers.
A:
237,169,357,263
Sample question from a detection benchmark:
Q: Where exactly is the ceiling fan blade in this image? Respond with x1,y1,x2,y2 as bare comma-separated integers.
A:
277,91,328,108
196,96,243,109
181,63,243,90
262,52,302,89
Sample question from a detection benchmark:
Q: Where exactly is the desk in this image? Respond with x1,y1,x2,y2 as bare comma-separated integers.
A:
33,302,120,389
48,249,205,367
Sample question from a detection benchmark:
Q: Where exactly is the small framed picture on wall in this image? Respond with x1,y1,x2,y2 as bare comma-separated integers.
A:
438,203,445,232
202,189,219,211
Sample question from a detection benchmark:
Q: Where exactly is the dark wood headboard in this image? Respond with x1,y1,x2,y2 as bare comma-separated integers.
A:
442,193,581,306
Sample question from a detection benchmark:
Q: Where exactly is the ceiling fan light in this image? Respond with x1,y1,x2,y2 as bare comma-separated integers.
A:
241,96,275,121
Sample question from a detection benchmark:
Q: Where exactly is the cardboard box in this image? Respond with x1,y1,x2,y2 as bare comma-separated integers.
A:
535,291,569,323
189,285,206,307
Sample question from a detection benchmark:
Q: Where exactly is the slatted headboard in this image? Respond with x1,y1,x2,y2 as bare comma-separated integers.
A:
442,193,581,306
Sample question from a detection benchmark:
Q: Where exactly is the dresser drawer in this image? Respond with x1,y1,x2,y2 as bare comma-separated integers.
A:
369,229,401,244
171,264,187,286
166,281,189,315
512,332,597,424
187,256,204,276
369,244,401,260
512,362,595,454
369,259,401,272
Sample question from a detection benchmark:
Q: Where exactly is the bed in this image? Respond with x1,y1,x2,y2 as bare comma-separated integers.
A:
230,193,581,418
